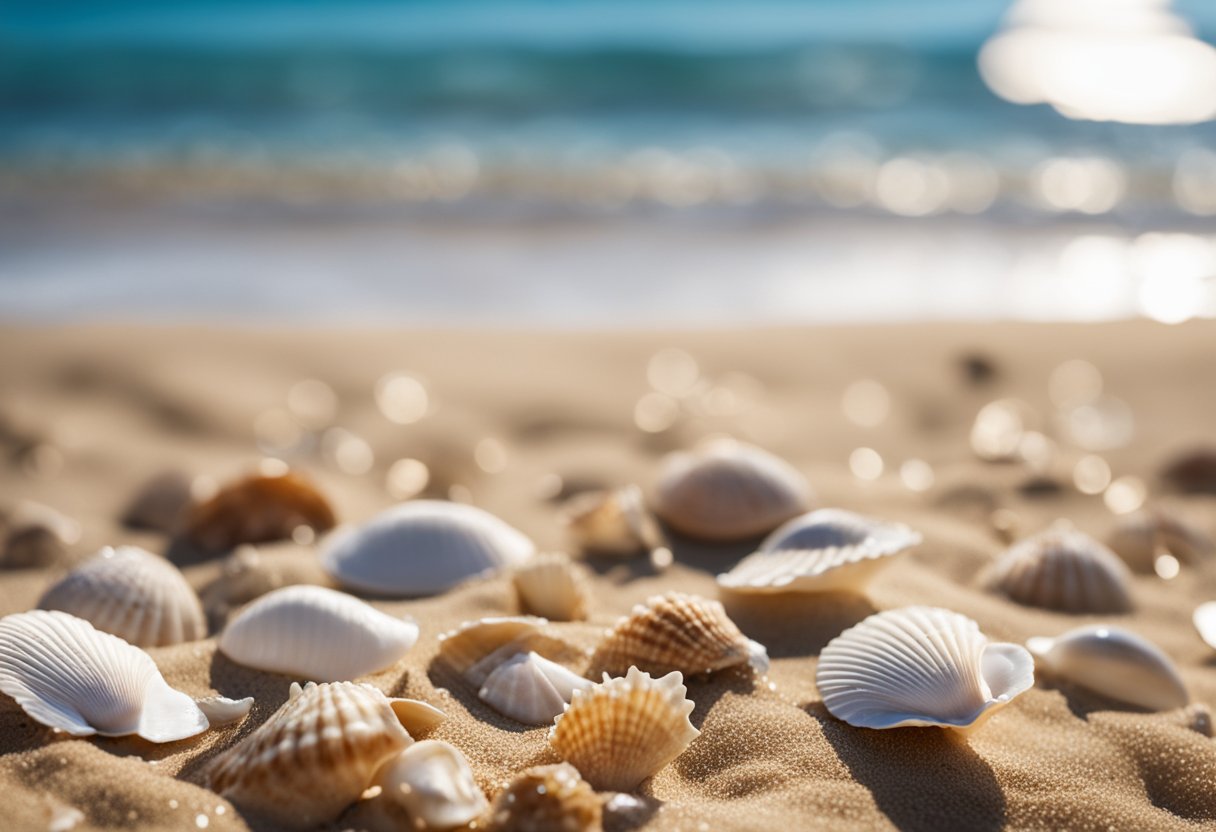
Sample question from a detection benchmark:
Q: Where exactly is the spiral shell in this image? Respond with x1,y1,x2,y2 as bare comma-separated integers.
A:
512,553,590,621
364,741,488,831
437,616,580,688
479,651,594,726
185,470,336,552
562,485,665,558
487,763,603,832
988,526,1133,613
1106,508,1214,573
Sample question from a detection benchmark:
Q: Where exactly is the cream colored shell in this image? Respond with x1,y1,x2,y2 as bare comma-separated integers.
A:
1107,508,1214,573
478,651,594,725
486,763,603,832
437,616,579,687
512,553,590,621
562,485,665,558
365,740,488,831
988,526,1133,613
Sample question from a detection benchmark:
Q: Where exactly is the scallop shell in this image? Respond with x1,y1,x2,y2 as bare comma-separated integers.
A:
1107,508,1214,573
988,526,1133,613
208,681,444,829
1194,602,1216,651
437,616,578,688
1,501,80,569
717,509,922,594
0,610,236,741
1027,625,1188,711
486,763,603,832
816,606,1034,731
37,546,206,648
218,585,419,682
365,741,488,831
652,440,812,542
562,485,666,558
121,469,199,533
185,470,336,552
479,651,594,725
321,500,535,597
513,553,590,621
548,666,700,791
589,592,763,678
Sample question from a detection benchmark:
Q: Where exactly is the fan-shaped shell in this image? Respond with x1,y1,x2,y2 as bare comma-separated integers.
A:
365,741,488,831
37,546,206,647
218,585,419,682
479,651,594,725
816,606,1034,731
487,763,603,832
2,501,80,569
185,470,336,552
1107,508,1214,573
562,485,665,558
208,681,444,829
437,616,582,688
652,440,812,542
549,666,700,791
513,553,590,621
0,610,220,741
988,527,1133,613
717,509,921,594
1027,625,1188,711
321,500,535,597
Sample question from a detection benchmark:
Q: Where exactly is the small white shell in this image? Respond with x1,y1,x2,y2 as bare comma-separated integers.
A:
816,606,1034,731
562,485,665,558
0,610,220,742
479,651,594,725
37,546,207,647
988,526,1133,613
717,509,921,594
1194,602,1216,650
367,741,488,830
321,500,535,596
512,553,589,621
218,585,419,682
1027,626,1188,711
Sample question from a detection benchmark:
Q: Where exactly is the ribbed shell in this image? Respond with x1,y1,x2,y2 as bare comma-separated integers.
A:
1107,508,1214,573
368,741,488,830
37,546,206,648
513,553,590,621
717,509,922,594
548,666,700,791
652,440,812,542
479,652,593,725
487,763,603,832
437,616,579,688
988,527,1133,613
321,500,535,597
816,606,1035,731
562,485,664,558
218,585,419,682
589,592,757,678
185,470,336,552
1027,626,1188,711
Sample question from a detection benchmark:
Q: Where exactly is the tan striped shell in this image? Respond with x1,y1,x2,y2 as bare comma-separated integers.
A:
436,616,580,687
988,526,1133,613
486,763,603,832
512,553,590,621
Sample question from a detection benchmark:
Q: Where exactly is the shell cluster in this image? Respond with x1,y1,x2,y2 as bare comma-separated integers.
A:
562,485,666,558
487,763,602,832
988,526,1133,614
185,470,336,552
512,552,590,621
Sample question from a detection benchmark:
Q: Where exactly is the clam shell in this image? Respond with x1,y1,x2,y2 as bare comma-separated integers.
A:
208,681,444,829
512,553,590,621
321,500,535,597
0,610,221,741
1,501,80,569
717,509,921,594
562,485,666,558
486,763,602,832
218,585,419,682
37,546,206,647
121,469,198,533
185,470,336,552
988,526,1133,613
652,440,812,542
479,651,593,725
548,666,700,791
1107,508,1214,573
816,606,1034,731
1194,602,1216,651
437,616,578,688
366,740,488,830
589,592,763,678
1027,625,1188,711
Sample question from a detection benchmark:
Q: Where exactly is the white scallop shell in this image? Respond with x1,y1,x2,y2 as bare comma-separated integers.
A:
1194,602,1216,651
717,509,921,594
478,651,594,725
1027,625,1188,711
367,741,488,830
816,606,1034,731
321,500,535,596
512,553,590,621
37,546,207,647
0,610,242,742
218,585,419,682
988,526,1133,613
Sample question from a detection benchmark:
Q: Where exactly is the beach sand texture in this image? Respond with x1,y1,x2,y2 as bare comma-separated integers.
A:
1,322,1214,831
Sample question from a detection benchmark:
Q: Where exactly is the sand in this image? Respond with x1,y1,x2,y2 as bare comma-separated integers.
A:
1,321,1215,831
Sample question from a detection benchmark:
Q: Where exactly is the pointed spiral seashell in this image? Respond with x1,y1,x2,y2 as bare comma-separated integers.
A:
816,606,1034,731
367,740,488,830
185,470,336,552
208,681,444,829
321,500,535,597
562,485,666,558
1106,508,1214,573
588,592,761,678
437,616,578,688
218,585,419,682
1027,625,1188,711
717,509,922,594
549,666,700,791
478,651,594,725
486,763,603,832
37,546,207,648
988,526,1133,613
652,440,812,542
512,553,590,621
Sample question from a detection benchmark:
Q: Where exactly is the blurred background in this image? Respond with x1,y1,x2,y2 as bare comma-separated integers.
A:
1,0,1215,325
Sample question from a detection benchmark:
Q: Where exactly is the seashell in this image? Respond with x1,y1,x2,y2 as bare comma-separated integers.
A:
208,680,444,829
478,651,593,725
486,763,603,832
653,440,812,542
321,500,535,597
717,509,921,595
218,585,419,682
1191,601,1216,651
1106,508,1214,573
816,606,1034,731
589,592,764,678
512,553,590,621
37,546,206,647
0,610,241,741
987,526,1133,613
1161,447,1216,494
1027,625,1188,711
184,470,336,552
1,501,80,569
120,469,200,533
549,666,699,791
562,485,666,559
365,740,488,831
200,541,334,626
437,616,578,688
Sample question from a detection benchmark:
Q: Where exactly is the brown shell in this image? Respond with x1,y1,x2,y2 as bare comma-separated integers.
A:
487,763,603,832
512,553,590,621
1106,508,1214,573
184,470,336,552
1161,447,1216,494
562,485,665,558
988,526,1133,614
437,616,583,687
